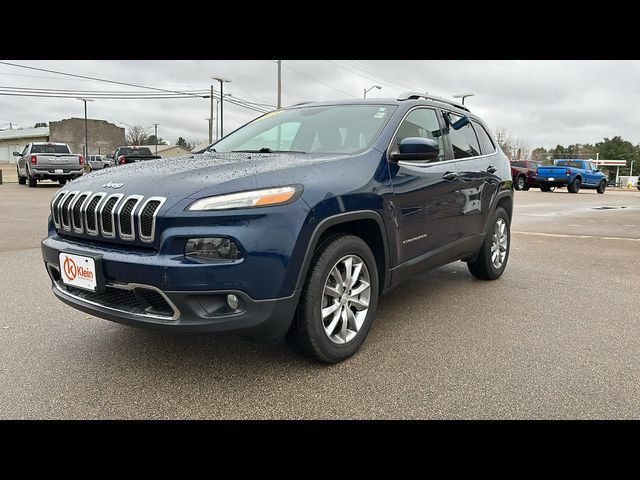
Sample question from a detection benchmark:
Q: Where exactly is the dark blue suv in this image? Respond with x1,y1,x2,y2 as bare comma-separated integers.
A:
41,93,513,363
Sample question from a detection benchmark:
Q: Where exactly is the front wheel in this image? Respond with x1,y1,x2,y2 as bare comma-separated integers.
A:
17,167,26,185
286,235,379,364
467,207,510,280
597,180,606,194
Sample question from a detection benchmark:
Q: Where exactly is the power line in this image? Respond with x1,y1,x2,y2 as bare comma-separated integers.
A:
281,62,357,98
343,60,419,91
324,60,409,93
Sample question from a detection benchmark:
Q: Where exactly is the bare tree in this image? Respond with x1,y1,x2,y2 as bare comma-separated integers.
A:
126,125,150,146
493,127,530,160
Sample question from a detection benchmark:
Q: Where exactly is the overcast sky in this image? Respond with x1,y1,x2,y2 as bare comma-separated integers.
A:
1,60,638,150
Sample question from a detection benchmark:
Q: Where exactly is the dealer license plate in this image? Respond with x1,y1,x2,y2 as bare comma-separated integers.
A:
59,252,97,292
548,178,554,181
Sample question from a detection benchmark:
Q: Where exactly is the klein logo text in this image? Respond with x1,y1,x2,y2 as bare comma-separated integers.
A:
102,182,124,189
63,257,94,281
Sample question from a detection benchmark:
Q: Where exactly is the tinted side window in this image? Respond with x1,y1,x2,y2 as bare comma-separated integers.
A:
448,115,481,159
392,108,445,162
472,121,496,155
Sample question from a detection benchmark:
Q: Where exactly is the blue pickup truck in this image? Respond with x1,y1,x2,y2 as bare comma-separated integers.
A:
536,159,607,193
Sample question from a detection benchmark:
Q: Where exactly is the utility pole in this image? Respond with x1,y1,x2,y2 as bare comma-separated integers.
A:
209,85,214,143
77,98,93,159
277,60,282,109
212,77,231,138
153,123,159,155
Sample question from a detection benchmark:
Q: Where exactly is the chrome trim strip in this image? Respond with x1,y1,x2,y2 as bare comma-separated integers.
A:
116,194,143,241
138,196,166,243
48,265,179,321
70,191,92,234
83,192,107,236
97,193,124,238
60,190,79,231
51,190,69,229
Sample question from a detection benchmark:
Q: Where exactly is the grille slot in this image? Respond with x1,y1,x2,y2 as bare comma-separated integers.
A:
51,191,67,228
139,198,164,241
60,192,77,230
84,193,105,235
117,196,142,240
71,193,90,233
99,195,122,237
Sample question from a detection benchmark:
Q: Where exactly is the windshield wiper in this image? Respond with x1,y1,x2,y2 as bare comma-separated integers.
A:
231,148,307,154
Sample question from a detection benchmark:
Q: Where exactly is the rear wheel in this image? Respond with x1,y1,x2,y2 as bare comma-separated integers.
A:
59,179,67,186
17,167,26,185
515,176,526,191
597,180,606,194
568,177,581,193
27,169,37,188
539,183,551,192
467,207,510,280
286,235,379,364
522,184,531,191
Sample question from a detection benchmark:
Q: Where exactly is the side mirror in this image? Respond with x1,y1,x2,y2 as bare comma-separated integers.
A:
12,151,21,157
390,137,439,162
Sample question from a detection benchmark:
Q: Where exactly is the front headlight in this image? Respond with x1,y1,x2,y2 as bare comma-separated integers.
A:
186,185,301,211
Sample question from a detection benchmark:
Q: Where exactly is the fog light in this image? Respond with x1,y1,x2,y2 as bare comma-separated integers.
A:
226,294,239,310
185,237,242,261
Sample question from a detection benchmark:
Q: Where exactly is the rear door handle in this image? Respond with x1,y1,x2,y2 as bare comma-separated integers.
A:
487,165,497,174
442,171,458,181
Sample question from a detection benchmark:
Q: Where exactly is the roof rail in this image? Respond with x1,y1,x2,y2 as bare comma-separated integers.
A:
396,92,470,112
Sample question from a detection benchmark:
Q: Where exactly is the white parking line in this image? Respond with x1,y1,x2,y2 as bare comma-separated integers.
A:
512,231,640,241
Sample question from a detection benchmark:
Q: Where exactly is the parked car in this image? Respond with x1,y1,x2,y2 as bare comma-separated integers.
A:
536,159,607,193
86,155,112,172
511,160,541,191
14,142,83,187
111,146,161,165
41,93,513,363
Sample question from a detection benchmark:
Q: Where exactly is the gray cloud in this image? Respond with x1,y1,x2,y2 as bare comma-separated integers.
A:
1,60,638,149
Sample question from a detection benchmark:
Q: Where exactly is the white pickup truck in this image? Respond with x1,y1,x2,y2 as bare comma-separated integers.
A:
14,142,84,187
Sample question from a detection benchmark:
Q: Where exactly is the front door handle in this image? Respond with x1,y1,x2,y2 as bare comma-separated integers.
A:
442,171,458,181
487,165,497,174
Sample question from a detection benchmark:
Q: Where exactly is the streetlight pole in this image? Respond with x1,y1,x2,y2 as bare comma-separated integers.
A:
453,93,474,105
363,85,381,98
153,123,159,155
277,60,282,109
209,85,214,143
77,98,93,159
212,76,231,138
631,160,635,177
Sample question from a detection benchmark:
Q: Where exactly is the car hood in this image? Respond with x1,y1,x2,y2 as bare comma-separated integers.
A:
69,152,350,200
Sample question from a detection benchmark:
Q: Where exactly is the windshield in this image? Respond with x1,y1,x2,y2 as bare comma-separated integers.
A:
209,104,397,155
31,144,70,154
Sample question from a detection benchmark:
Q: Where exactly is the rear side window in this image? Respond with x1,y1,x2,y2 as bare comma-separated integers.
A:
31,144,71,154
448,114,481,159
472,121,496,155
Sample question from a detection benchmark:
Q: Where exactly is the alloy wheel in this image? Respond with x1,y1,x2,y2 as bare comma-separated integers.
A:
490,218,508,269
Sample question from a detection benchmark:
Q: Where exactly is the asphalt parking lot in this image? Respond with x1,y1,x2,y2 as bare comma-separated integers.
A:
1,182,639,419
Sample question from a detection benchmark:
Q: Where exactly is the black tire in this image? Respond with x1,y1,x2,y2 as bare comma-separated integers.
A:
27,169,37,188
515,176,526,191
522,184,530,191
17,167,26,185
539,183,551,192
568,177,581,193
597,180,606,194
467,207,510,280
286,234,379,364
59,179,67,186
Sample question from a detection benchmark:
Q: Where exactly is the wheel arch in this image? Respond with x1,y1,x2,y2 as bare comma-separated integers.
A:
294,211,390,293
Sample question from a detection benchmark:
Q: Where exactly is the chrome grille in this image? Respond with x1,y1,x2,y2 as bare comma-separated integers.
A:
51,190,165,243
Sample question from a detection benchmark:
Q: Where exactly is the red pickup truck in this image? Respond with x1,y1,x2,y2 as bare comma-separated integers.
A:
511,160,542,191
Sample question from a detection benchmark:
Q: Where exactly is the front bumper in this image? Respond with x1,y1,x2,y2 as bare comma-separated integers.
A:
42,238,301,340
